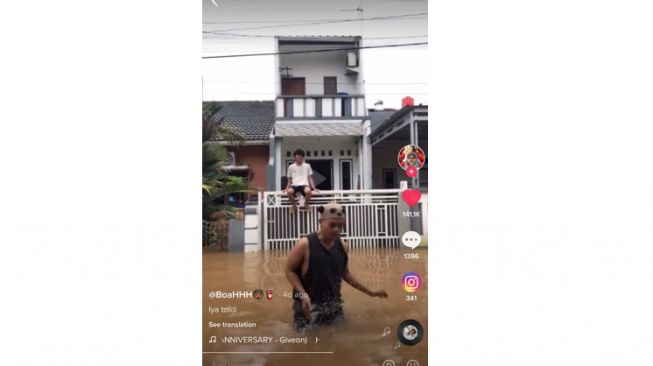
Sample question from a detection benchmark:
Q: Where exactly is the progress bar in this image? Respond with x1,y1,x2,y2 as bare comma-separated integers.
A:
203,352,334,354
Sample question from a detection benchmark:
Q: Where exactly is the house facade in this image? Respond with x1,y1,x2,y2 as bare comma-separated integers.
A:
369,101,429,237
202,37,429,251
205,101,275,202
369,101,428,190
267,36,373,191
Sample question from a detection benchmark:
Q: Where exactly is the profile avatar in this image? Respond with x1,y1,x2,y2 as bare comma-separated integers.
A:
397,145,425,171
403,325,419,341
397,319,424,346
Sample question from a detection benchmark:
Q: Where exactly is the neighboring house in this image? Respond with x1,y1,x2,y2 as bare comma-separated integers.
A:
269,36,373,191
205,101,275,202
369,100,428,190
369,100,429,238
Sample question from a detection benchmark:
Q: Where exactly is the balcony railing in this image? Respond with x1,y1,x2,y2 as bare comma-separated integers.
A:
276,94,366,119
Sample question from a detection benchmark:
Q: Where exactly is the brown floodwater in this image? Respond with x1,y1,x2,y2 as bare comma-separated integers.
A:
203,247,428,366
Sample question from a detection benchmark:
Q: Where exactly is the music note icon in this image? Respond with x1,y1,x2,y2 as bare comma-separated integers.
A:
209,336,217,343
382,326,391,337
394,342,401,350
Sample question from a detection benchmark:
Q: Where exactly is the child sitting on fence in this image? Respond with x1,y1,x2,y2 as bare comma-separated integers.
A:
284,149,319,213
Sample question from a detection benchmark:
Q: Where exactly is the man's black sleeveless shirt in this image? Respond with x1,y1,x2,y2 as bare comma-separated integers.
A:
293,232,348,305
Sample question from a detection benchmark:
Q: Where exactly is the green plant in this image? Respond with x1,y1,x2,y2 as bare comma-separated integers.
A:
202,103,253,220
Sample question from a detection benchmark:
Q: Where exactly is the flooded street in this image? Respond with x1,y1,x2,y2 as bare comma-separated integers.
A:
203,248,428,366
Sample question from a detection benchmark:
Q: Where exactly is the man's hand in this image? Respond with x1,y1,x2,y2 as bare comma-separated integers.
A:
368,290,388,298
301,294,312,317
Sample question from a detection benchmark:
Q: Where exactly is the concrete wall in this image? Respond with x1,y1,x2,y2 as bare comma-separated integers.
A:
278,45,362,95
243,203,261,252
420,192,428,238
227,145,269,195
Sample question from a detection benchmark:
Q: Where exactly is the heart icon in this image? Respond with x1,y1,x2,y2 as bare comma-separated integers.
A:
401,189,421,207
406,166,417,178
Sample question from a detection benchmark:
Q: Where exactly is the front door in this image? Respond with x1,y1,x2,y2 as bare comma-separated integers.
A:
306,159,333,190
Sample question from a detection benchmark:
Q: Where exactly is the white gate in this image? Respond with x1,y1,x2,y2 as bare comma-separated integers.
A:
262,189,401,251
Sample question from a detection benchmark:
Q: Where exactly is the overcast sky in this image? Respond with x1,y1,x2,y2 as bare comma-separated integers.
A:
202,0,427,110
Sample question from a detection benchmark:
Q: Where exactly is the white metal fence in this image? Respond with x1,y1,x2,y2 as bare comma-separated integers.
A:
262,189,401,251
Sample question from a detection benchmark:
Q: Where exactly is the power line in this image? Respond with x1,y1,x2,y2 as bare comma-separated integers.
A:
203,32,428,40
204,19,345,24
204,8,426,12
203,92,428,95
203,16,396,24
204,80,427,85
203,42,427,59
204,32,270,38
204,12,427,33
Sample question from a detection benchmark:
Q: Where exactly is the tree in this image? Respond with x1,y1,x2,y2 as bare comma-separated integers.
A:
202,102,252,220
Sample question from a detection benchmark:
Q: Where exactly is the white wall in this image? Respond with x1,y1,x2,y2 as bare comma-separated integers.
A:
278,45,362,95
361,120,373,189
420,192,428,238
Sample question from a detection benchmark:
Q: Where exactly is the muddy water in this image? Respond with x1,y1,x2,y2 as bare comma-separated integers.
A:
203,247,428,366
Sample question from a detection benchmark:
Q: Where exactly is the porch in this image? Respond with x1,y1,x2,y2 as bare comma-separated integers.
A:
269,135,372,191
370,104,428,190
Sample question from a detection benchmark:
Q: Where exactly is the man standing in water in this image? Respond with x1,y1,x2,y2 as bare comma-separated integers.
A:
284,202,388,331
285,149,318,213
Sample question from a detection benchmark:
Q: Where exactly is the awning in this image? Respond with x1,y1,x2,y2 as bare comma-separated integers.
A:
275,122,363,137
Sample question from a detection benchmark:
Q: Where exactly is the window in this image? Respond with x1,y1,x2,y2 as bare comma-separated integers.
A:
383,168,397,189
324,77,337,95
281,77,306,95
340,160,352,190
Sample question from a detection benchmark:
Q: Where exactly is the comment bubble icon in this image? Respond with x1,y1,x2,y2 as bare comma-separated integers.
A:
401,231,421,249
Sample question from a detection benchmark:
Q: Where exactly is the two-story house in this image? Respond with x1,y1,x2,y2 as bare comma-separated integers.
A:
267,36,373,191
218,36,430,251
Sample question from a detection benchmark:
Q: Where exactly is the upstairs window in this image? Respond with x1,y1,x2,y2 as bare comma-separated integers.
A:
281,77,306,95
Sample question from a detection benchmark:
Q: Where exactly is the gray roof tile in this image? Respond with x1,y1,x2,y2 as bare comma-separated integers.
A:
205,101,275,141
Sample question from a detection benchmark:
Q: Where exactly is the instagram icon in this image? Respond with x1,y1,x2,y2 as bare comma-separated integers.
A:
401,272,422,293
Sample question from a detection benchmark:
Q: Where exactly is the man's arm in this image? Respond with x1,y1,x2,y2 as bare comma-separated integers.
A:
341,240,388,298
285,237,308,294
285,238,312,316
285,177,293,191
